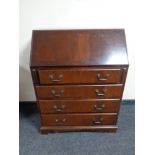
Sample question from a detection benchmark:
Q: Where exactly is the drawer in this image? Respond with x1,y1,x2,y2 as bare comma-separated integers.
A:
39,99,120,114
41,113,117,126
36,84,123,99
38,69,122,84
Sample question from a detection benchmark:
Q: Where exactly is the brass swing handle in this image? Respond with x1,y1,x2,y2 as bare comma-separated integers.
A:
54,118,66,125
53,104,65,112
49,74,63,82
94,104,105,111
92,117,104,125
50,89,64,97
95,89,107,96
96,73,110,81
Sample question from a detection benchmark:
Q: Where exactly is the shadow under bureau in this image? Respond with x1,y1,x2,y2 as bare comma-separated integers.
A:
30,29,129,134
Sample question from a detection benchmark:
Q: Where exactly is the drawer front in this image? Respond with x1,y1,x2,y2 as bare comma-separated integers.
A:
38,69,122,84
41,113,117,126
36,85,123,99
39,99,120,114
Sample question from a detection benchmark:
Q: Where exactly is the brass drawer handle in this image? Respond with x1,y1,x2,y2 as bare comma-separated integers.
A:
96,73,110,81
49,74,63,82
50,90,64,97
54,118,66,125
53,104,65,112
95,89,107,96
94,104,105,111
92,117,103,125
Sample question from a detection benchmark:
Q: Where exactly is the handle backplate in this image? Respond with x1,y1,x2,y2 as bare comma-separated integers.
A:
54,118,66,125
95,89,107,96
49,74,63,82
53,104,65,112
92,116,104,125
94,104,105,111
96,73,110,81
50,89,64,97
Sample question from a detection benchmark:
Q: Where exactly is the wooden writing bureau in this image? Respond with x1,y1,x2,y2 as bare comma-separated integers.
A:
30,29,129,134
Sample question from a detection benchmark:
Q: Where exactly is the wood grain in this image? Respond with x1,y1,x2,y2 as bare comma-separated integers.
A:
30,29,128,67
36,84,123,99
39,99,120,114
30,29,129,133
38,68,122,84
41,113,117,126
40,126,118,134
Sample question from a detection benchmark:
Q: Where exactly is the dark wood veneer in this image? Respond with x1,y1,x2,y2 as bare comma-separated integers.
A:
40,126,118,134
38,69,122,84
36,85,123,99
41,113,117,126
30,29,128,67
30,29,128,134
39,99,120,114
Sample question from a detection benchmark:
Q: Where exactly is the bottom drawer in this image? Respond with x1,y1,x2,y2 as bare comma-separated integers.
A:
41,113,117,126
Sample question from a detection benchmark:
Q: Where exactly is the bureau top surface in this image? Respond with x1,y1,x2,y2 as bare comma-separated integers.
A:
30,29,128,67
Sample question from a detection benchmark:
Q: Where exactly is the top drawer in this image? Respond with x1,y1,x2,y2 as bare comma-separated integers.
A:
38,69,122,84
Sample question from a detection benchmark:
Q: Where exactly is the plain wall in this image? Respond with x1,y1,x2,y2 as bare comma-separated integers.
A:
19,0,135,101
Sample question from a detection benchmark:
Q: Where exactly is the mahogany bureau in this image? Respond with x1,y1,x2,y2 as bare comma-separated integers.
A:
30,29,129,134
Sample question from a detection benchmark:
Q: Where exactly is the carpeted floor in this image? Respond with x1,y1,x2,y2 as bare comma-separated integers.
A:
19,102,135,155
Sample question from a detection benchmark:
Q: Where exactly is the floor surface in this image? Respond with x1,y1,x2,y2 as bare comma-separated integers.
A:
19,103,135,155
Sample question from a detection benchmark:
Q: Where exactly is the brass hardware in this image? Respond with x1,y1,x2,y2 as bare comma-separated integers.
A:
49,74,63,82
50,89,64,97
96,73,110,81
53,104,65,112
95,89,107,96
92,116,104,125
55,118,66,124
94,104,105,111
